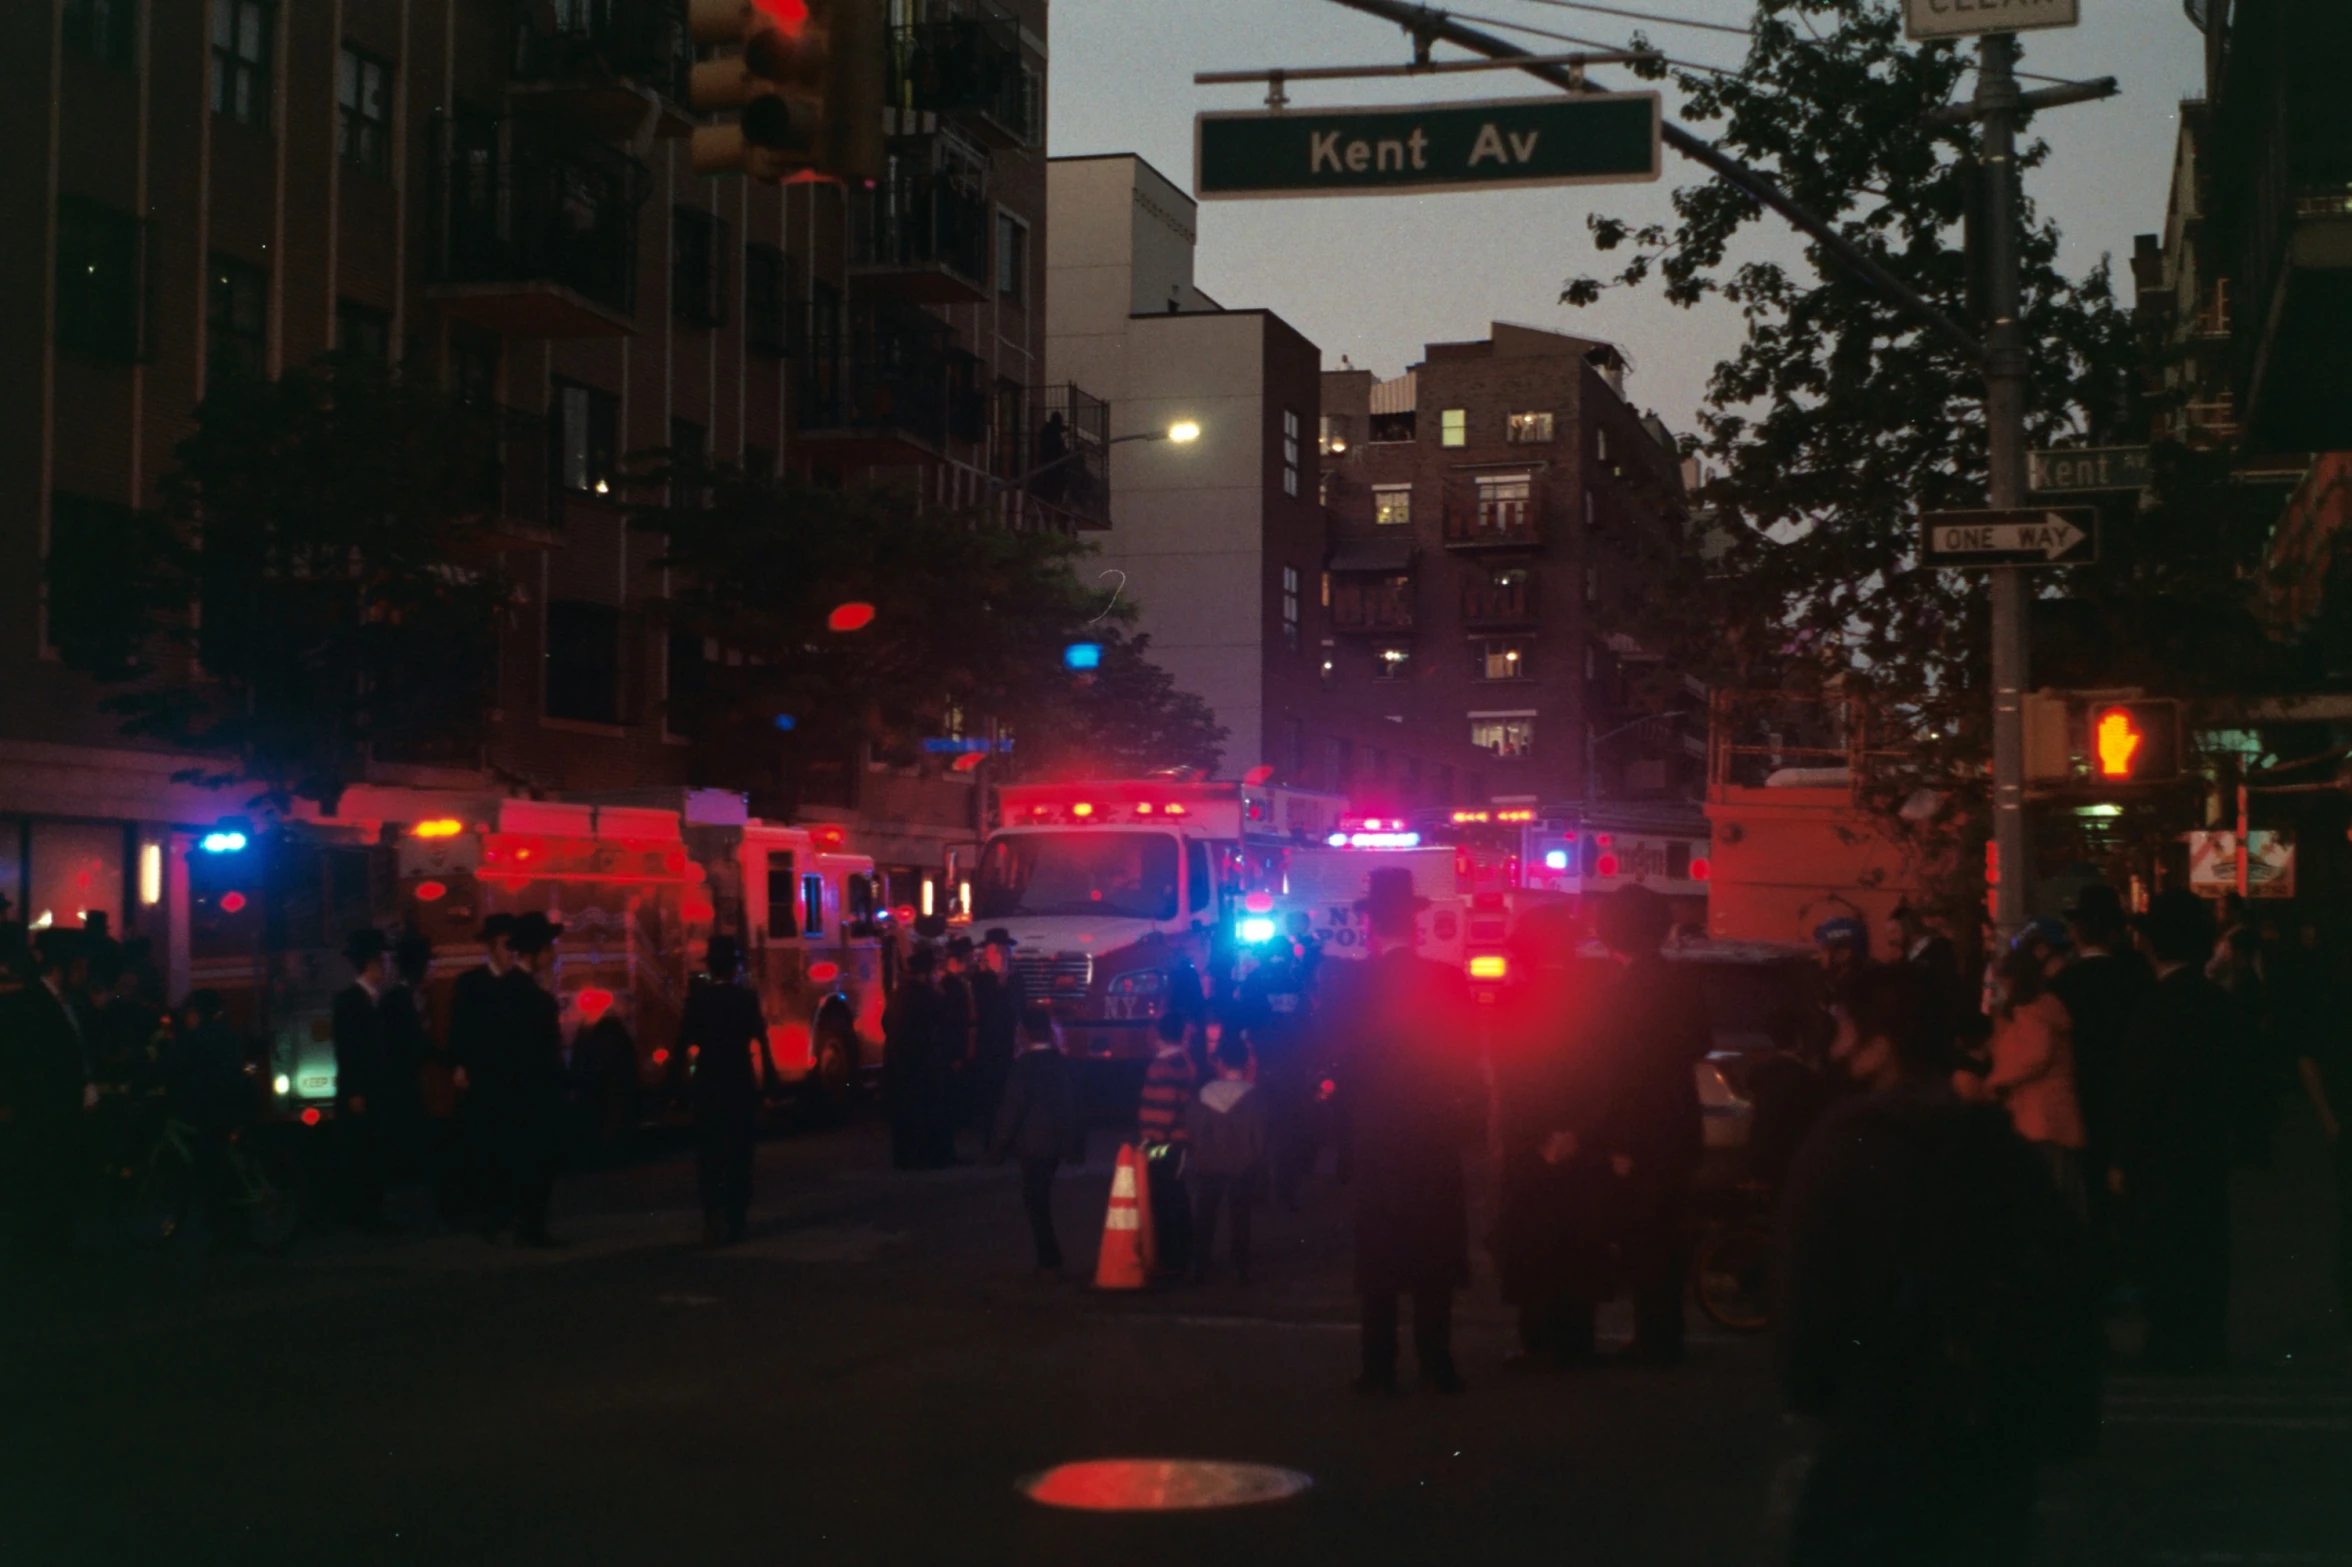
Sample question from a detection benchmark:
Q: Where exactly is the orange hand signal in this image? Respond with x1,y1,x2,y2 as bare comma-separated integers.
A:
2095,708,2143,778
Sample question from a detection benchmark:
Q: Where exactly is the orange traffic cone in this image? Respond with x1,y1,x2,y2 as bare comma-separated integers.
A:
1093,1143,1152,1290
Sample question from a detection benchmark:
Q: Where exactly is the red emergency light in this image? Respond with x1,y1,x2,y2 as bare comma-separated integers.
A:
576,988,615,1022
413,880,448,903
751,0,809,29
217,890,248,914
300,1107,322,1126
827,601,877,633
807,961,841,984
1596,853,1621,878
653,1048,671,1066
1244,891,1274,914
810,825,846,851
1690,857,1712,883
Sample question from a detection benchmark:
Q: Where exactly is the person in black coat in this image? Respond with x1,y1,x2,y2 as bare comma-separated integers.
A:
883,945,951,1170
482,912,567,1248
1778,962,2099,1567
377,935,435,1191
680,935,768,1245
331,929,394,1232
968,930,1022,1157
989,1001,1086,1275
2051,883,2153,1279
445,914,515,1221
2120,890,2246,1373
3,929,97,1258
1488,906,1612,1365
1332,868,1484,1394
1592,885,1714,1365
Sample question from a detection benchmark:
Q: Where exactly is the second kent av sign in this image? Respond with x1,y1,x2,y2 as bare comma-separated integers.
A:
1921,507,2099,567
1195,93,1661,201
1905,0,2080,40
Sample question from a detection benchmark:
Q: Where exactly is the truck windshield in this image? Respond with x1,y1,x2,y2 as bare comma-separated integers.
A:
976,832,1180,922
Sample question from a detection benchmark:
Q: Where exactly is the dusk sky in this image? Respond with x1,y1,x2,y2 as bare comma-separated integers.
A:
1051,0,2210,439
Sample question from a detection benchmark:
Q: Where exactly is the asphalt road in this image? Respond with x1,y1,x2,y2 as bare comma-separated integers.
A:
3,1107,2345,1566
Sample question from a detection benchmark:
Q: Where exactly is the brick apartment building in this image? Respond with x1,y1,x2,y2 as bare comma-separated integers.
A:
2,0,1079,979
1319,323,1704,814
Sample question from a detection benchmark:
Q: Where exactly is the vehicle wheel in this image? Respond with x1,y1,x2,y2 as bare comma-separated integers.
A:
804,1016,858,1122
1692,1215,1774,1334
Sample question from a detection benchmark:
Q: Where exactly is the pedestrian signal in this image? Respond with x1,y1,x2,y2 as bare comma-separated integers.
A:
2082,699,2181,783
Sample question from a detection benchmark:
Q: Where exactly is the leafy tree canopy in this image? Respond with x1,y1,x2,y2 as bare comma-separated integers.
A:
46,354,513,814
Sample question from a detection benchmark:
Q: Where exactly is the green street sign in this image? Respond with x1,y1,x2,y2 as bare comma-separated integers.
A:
2030,445,2151,495
1194,92,1661,201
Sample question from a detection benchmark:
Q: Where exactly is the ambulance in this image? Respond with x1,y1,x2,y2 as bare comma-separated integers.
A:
978,779,1346,1061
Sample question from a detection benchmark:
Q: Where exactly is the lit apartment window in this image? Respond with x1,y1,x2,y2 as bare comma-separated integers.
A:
1375,644,1412,682
1477,475,1532,534
1597,426,1611,461
338,46,392,178
1470,715,1535,758
1473,640,1528,681
1282,409,1301,497
555,382,618,495
1373,484,1412,527
1440,408,1466,447
212,0,275,131
1281,565,1301,651
1507,411,1554,443
1320,415,1351,455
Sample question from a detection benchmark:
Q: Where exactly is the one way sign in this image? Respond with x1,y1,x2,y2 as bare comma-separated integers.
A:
1920,506,2099,568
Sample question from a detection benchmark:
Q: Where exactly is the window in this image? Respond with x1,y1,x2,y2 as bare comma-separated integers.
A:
974,833,1179,924
338,47,392,178
764,851,797,938
1187,838,1212,914
1473,639,1529,681
554,382,618,495
336,298,389,362
1281,565,1300,652
672,206,725,326
1585,488,1596,529
1470,715,1535,758
64,0,137,70
544,600,621,724
802,873,825,938
1318,639,1335,685
1319,415,1351,455
1372,484,1412,527
995,211,1027,305
206,254,267,386
1282,408,1300,498
211,0,274,130
55,198,143,362
1597,426,1611,461
1477,474,1532,534
1440,408,1466,447
1507,410,1555,444
744,243,792,355
1374,644,1412,682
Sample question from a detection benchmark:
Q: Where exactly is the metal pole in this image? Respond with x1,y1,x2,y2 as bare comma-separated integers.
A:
1980,32,2029,938
2236,781,2250,898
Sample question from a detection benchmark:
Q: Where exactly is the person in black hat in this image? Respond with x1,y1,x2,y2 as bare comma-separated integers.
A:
939,935,979,1154
2051,882,2152,1277
440,913,515,1225
1331,866,1483,1394
883,944,951,1170
1588,885,1713,1365
968,928,1022,1156
483,911,567,1246
679,934,768,1245
331,928,395,1231
2120,889,2244,1370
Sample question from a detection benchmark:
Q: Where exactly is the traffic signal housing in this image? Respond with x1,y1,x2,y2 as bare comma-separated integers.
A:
687,0,882,184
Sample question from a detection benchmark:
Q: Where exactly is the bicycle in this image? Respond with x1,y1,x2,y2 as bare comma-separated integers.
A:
1690,1181,1775,1335
110,1114,305,1254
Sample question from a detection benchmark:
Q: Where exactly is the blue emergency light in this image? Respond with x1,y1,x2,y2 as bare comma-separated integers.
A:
200,831,248,854
773,714,798,732
1238,916,1279,945
1064,642,1103,671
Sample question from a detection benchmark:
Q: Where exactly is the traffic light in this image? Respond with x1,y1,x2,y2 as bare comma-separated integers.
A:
2084,699,2182,783
687,0,883,184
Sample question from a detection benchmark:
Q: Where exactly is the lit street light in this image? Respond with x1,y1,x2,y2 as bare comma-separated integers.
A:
988,419,1202,498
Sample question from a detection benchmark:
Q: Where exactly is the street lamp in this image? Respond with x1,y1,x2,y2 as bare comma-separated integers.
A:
989,419,1201,497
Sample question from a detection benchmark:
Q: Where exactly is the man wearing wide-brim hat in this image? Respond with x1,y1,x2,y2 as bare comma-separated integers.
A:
483,911,567,1247
331,928,395,1232
1329,866,1482,1395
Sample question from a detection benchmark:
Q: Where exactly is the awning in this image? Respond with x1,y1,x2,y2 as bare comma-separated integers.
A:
1326,537,1416,574
1369,371,1417,415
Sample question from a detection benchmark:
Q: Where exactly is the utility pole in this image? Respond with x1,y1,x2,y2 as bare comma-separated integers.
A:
1980,31,2030,937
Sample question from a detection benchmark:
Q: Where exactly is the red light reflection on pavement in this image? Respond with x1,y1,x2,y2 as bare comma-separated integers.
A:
1020,1460,1311,1513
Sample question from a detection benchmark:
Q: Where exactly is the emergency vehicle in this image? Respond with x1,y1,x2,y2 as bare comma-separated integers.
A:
979,779,1345,1061
267,792,886,1124
1430,806,1712,928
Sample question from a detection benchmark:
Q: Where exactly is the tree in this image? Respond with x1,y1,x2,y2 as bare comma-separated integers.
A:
1001,628,1226,779
1561,0,2272,909
46,354,514,814
639,460,1222,812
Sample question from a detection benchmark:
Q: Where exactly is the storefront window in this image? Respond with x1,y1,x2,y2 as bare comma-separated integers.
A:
27,821,127,933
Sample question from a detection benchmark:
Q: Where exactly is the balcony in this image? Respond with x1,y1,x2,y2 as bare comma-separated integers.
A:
1443,484,1543,550
850,159,992,303
427,122,646,336
999,383,1111,530
887,6,1040,148
1330,574,1416,634
508,0,693,141
1461,577,1538,626
800,308,985,464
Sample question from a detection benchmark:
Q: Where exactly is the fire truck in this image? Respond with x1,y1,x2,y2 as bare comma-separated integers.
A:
266,792,887,1127
1427,806,1713,931
979,779,1345,1061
